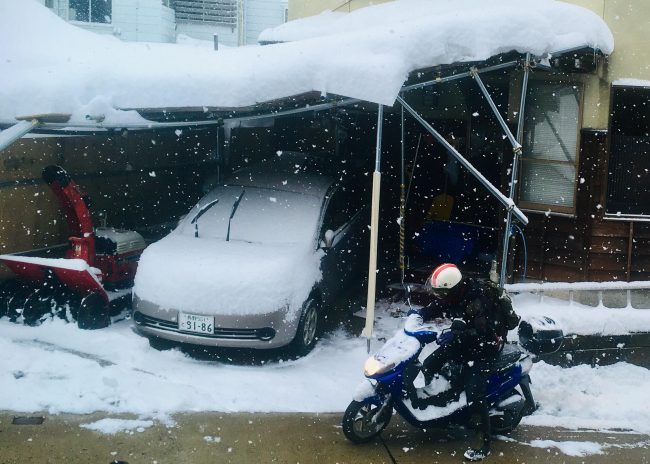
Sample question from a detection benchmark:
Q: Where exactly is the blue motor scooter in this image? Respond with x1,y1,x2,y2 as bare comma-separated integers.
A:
342,312,562,443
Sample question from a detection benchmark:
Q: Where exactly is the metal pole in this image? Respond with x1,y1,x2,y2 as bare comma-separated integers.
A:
471,68,522,151
400,102,406,284
225,98,362,124
362,104,384,352
397,96,528,225
499,53,531,287
2,98,363,133
237,0,245,46
0,120,39,152
401,61,519,93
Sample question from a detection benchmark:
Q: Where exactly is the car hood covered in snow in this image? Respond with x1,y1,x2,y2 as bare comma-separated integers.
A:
133,234,323,317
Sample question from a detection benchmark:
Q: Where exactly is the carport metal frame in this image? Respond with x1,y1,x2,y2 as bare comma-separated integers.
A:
362,58,534,343
0,54,538,347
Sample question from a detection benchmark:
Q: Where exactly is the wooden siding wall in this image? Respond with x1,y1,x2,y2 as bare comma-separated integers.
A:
0,127,220,280
513,130,650,282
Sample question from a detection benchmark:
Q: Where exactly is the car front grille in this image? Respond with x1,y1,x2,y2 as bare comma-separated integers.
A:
133,311,275,340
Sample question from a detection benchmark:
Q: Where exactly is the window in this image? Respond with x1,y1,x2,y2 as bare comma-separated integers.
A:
322,184,364,234
519,82,582,212
606,85,650,217
69,0,111,23
322,189,351,233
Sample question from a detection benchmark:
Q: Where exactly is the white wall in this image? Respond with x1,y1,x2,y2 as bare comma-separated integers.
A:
40,0,286,45
244,0,287,44
177,0,286,46
176,23,239,48
43,0,176,43
110,0,176,42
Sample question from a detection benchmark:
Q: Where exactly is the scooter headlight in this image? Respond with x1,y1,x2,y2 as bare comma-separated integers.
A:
364,356,395,377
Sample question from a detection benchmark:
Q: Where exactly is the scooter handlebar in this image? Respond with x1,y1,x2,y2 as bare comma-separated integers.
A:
403,313,438,344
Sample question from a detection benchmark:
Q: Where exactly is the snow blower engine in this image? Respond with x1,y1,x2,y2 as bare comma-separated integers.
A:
0,165,146,329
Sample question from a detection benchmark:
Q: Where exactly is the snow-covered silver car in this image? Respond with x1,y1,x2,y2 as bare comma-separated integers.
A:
132,155,368,355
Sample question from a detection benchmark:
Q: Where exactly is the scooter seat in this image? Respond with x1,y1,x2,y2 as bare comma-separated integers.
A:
490,344,522,372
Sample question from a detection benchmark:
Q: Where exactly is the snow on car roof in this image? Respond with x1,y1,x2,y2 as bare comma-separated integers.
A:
0,0,613,123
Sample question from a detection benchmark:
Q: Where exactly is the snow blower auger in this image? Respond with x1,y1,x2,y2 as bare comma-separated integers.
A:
0,165,146,329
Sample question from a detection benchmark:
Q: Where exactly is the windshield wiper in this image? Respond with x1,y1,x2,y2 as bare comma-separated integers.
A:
190,198,219,238
226,189,246,242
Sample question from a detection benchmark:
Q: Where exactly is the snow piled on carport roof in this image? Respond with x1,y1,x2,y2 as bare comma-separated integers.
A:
0,0,613,123
259,0,615,48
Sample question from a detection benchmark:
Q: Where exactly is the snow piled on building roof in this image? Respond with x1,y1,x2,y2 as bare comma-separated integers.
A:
0,0,613,122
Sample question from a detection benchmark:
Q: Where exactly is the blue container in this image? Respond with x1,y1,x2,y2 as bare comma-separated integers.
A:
414,221,480,263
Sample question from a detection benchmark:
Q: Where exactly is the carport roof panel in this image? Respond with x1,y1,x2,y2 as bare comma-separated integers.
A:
0,0,613,125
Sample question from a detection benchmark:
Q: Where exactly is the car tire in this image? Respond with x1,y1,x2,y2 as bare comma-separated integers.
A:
148,336,175,351
289,298,321,357
76,292,111,330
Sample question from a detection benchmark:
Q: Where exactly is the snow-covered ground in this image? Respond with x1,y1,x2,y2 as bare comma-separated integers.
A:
512,293,650,336
1,296,649,441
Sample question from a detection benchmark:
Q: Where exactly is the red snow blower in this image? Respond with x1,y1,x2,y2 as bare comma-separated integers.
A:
0,165,146,329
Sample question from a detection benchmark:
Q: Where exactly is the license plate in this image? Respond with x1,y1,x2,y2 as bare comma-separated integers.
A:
178,312,214,335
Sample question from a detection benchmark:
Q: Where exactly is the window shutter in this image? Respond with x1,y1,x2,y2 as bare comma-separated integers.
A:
520,82,581,210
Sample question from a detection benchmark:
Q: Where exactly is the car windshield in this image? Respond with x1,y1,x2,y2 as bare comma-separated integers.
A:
179,186,322,245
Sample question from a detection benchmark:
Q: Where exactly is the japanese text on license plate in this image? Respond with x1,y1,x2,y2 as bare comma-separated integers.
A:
179,313,214,335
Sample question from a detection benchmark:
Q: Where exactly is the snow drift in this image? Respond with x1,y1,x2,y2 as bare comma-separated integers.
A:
0,0,613,122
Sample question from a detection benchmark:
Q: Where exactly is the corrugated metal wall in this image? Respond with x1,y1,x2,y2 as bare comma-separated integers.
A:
244,0,286,44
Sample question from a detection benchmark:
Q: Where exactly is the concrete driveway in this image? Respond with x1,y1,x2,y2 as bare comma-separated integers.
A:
1,412,648,464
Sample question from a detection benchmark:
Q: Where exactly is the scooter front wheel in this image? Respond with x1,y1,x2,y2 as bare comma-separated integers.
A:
342,400,393,444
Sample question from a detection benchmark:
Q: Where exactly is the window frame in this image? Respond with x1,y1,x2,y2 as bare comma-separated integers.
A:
517,79,584,215
319,181,367,243
68,0,112,24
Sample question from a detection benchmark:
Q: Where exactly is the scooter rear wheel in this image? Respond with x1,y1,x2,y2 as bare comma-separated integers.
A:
490,390,525,435
342,400,393,444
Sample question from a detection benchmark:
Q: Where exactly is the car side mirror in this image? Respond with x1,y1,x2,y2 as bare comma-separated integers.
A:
322,229,335,248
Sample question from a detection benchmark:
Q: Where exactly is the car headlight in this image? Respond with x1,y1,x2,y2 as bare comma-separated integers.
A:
363,356,395,377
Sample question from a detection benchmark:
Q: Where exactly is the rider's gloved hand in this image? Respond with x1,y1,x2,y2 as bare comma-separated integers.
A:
450,318,467,333
437,330,454,346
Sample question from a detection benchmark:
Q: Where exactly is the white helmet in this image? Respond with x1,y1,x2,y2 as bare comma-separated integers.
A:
429,263,462,294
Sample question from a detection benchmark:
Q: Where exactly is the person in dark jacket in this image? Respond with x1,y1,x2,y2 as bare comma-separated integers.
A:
413,263,502,462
